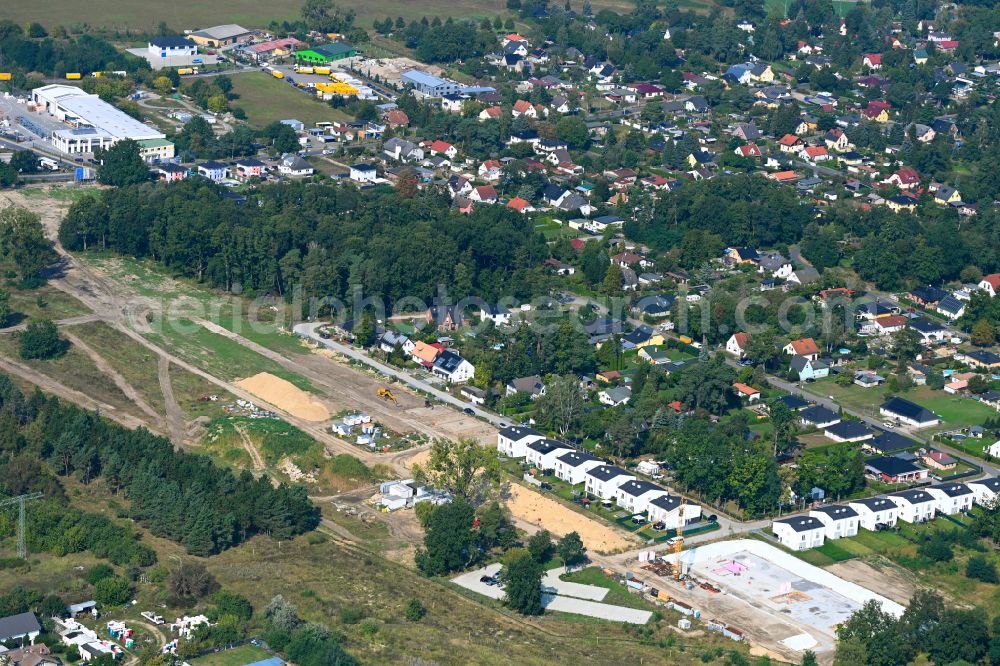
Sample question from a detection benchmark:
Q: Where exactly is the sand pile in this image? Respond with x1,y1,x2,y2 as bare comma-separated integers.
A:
505,484,635,553
235,372,330,421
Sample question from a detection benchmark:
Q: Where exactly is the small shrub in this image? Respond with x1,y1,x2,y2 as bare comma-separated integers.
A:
404,598,426,621
339,606,365,625
966,556,998,583
306,532,328,545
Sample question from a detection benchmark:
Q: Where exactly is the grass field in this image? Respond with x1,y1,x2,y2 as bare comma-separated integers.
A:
147,317,315,390
225,73,353,128
913,391,996,429
191,645,272,666
559,567,659,612
4,0,638,31
69,320,167,415
764,0,863,16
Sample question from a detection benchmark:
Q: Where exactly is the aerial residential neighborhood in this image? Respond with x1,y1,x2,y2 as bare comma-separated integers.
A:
0,0,999,664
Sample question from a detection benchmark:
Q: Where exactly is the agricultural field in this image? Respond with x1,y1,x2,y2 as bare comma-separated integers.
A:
3,0,640,32
225,73,353,129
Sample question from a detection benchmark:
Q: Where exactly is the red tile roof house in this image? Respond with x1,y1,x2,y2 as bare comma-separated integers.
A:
735,144,762,157
507,197,534,214
726,332,750,358
428,140,457,159
512,99,537,118
883,167,920,189
470,185,498,203
783,337,820,360
777,134,802,152
733,383,761,402
862,53,883,69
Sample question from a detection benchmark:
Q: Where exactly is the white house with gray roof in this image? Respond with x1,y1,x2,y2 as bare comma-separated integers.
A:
848,497,899,531
615,479,669,514
926,483,974,515
771,516,825,550
646,495,702,528
525,439,573,471
584,465,635,500
496,426,545,458
809,505,860,539
887,489,936,523
554,450,604,485
969,477,1000,506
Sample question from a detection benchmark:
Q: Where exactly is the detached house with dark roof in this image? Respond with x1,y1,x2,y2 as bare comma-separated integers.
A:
926,483,974,515
772,516,825,551
880,396,941,427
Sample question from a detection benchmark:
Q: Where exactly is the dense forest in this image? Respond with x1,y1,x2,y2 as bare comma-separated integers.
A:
0,20,146,79
0,374,318,556
60,179,551,305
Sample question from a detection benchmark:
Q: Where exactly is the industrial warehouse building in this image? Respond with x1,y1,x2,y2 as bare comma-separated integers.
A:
188,24,253,48
295,42,358,63
31,85,171,160
401,70,465,97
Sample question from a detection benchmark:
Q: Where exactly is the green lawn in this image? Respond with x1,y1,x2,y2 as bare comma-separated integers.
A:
560,567,659,612
227,72,352,128
191,644,271,666
912,391,996,428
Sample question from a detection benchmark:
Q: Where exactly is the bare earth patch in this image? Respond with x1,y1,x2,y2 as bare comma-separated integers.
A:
505,484,635,554
235,372,330,422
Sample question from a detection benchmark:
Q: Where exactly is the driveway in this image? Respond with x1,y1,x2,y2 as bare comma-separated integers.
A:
452,564,653,624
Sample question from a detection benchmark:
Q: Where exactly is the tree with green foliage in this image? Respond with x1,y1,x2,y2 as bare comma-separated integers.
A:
85,563,116,585
527,529,553,563
918,535,953,562
415,498,477,576
94,576,132,606
927,608,989,666
555,116,589,149
500,548,543,615
556,531,586,567
799,652,817,666
0,162,17,187
971,319,996,346
353,310,377,348
414,438,503,506
0,207,57,283
167,561,218,601
10,150,39,174
209,591,253,621
19,320,67,360
966,555,998,583
262,121,301,155
0,291,11,328
96,139,149,187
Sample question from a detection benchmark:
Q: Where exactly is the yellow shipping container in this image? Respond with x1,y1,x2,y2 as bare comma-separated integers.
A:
679,335,693,345
314,67,331,75
178,68,194,75
0,73,11,81
271,70,285,79
66,73,82,80
296,66,315,74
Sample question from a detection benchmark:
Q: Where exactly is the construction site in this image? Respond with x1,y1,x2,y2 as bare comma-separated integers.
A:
621,538,904,661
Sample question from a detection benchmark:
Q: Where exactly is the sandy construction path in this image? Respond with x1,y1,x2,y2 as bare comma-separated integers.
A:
505,484,637,554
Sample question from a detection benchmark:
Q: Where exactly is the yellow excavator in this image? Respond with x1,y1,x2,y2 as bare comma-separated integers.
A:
377,388,397,405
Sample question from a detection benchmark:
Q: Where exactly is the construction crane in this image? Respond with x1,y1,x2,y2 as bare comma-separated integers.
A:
377,388,397,405
0,493,42,559
673,498,686,580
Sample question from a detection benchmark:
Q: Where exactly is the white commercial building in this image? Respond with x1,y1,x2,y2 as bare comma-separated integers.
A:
848,497,899,531
31,85,167,157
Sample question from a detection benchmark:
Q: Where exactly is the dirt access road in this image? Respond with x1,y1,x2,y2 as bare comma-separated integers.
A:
0,187,491,476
